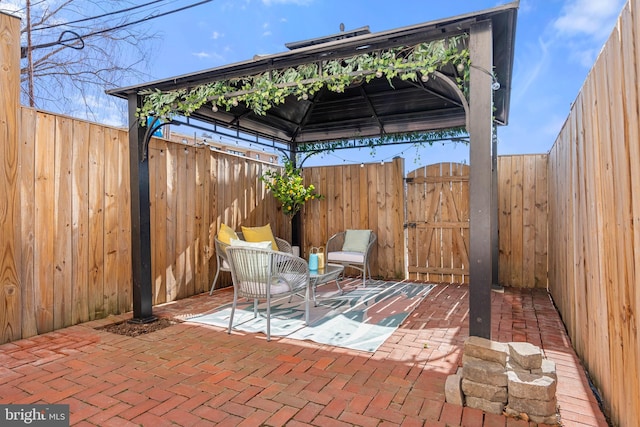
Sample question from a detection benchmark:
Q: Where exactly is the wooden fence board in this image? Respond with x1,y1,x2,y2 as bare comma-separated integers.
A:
521,156,536,288
71,119,90,325
194,146,206,295
620,5,640,423
607,26,637,422
151,140,167,303
533,155,548,288
116,129,132,312
509,157,524,287
185,146,196,298
0,12,21,344
498,157,512,286
103,127,120,317
165,142,178,301
34,113,55,333
19,109,37,338
88,124,105,321
53,116,73,329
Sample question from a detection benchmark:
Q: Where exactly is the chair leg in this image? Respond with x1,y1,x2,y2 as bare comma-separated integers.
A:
334,279,342,295
304,287,310,325
209,268,220,295
266,295,271,341
228,292,238,335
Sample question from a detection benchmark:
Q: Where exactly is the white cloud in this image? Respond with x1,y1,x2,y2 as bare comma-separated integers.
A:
193,51,211,59
72,94,126,127
211,31,223,40
553,0,625,40
512,36,551,104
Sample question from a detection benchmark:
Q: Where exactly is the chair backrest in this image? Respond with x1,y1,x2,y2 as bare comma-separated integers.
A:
226,246,309,299
326,230,377,255
215,231,293,264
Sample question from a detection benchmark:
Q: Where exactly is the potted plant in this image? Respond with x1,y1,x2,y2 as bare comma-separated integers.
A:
260,159,323,216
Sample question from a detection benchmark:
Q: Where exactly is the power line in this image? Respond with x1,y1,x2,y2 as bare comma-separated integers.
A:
21,0,214,58
32,0,174,31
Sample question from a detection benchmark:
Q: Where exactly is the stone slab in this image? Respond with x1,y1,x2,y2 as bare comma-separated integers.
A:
461,378,507,403
464,336,509,366
508,342,543,370
445,374,464,406
532,358,557,381
463,358,508,387
465,396,505,415
507,370,557,401
508,396,557,417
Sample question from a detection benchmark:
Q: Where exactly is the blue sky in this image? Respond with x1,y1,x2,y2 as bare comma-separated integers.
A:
6,0,627,168
138,0,626,168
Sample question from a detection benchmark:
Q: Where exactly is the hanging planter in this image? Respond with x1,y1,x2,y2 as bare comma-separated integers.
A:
260,160,324,216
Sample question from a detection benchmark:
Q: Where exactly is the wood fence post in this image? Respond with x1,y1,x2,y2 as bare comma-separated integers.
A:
0,11,22,343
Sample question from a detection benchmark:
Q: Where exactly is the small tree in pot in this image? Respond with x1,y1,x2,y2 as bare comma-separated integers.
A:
261,159,323,216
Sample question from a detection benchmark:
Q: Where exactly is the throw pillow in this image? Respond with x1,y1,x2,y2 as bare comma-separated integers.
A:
229,238,272,250
241,224,279,251
217,223,238,245
342,229,372,253
229,239,272,278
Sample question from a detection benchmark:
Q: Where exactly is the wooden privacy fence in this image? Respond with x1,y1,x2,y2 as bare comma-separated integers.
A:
2,107,291,343
547,1,640,426
301,158,405,280
497,155,548,288
147,138,290,300
405,163,470,284
14,109,134,340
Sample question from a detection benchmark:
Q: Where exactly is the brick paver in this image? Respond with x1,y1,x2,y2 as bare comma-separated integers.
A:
0,282,609,426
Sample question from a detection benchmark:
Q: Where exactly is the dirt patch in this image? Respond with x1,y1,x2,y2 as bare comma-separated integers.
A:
97,318,180,337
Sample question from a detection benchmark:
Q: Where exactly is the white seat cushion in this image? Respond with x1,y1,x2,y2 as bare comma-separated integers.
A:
327,251,365,264
239,280,291,295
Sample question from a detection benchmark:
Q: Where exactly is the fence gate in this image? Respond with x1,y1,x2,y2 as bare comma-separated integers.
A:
405,162,470,284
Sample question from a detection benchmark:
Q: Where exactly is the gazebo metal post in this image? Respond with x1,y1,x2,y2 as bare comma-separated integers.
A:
491,125,501,290
127,93,156,323
289,148,302,249
468,20,494,339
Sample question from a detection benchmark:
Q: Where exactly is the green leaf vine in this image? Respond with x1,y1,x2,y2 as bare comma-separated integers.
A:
136,34,470,124
296,127,468,154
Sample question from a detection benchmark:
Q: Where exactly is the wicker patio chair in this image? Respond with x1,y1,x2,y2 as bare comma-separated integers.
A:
210,232,293,294
226,246,310,341
326,230,377,286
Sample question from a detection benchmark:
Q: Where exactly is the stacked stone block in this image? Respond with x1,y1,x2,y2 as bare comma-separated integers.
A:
445,337,559,425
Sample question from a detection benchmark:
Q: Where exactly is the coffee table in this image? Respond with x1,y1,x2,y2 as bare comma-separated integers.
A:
309,263,344,305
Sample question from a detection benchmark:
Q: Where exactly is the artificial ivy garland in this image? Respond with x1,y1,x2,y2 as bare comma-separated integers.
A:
136,34,470,123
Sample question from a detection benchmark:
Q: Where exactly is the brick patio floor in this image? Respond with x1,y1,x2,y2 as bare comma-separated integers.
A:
0,282,609,426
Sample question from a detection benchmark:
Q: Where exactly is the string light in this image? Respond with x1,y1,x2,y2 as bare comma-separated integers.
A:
313,139,468,167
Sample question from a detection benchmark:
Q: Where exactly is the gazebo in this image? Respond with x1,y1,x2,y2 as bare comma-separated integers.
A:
107,2,518,338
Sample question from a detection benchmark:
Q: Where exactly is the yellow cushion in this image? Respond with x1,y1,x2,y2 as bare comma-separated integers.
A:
218,223,238,245
242,224,279,251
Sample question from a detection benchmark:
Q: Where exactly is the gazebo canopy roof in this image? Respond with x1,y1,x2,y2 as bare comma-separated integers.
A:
108,2,518,148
